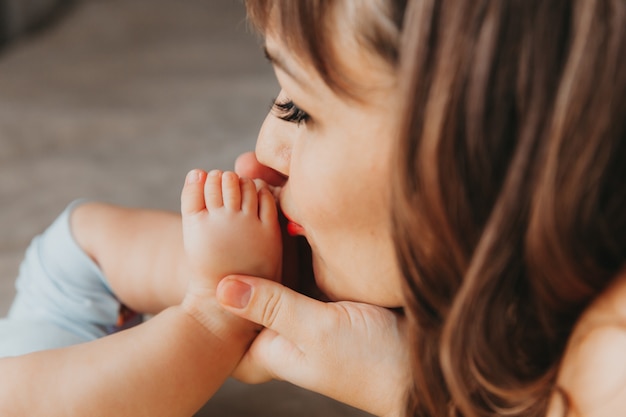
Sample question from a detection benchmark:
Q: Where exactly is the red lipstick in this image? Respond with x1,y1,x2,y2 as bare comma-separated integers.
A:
286,220,305,236
282,211,304,236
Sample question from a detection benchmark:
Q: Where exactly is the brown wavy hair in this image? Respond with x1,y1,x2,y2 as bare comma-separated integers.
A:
394,0,626,416
245,0,626,416
245,0,407,93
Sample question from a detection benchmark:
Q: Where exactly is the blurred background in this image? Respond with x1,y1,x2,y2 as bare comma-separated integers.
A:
0,0,371,415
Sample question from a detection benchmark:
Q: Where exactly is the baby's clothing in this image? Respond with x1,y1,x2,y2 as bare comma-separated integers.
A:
0,200,126,357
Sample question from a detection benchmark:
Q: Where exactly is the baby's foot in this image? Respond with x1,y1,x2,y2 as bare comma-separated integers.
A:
181,169,282,293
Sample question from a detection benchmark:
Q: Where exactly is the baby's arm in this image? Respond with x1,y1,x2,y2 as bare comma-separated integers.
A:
71,203,190,314
0,302,256,416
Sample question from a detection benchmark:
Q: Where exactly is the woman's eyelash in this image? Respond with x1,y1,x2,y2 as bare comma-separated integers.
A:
272,98,310,125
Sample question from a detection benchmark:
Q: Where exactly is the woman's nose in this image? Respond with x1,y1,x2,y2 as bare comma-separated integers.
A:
255,112,292,179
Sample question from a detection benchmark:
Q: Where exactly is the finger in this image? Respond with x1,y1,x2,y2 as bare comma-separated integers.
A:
231,329,288,384
216,275,328,345
234,152,287,187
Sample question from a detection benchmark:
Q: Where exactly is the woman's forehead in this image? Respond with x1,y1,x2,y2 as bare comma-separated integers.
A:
250,0,400,98
265,30,397,103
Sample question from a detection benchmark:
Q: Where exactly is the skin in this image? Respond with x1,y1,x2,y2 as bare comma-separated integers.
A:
255,33,405,307
546,271,626,417
214,29,414,415
7,5,625,415
0,168,280,416
62,25,413,416
223,22,626,417
181,169,282,294
69,171,410,417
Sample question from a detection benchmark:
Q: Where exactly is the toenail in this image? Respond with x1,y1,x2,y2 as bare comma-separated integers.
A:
186,170,201,184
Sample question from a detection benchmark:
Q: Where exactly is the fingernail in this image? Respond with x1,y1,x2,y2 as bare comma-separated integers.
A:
218,279,251,309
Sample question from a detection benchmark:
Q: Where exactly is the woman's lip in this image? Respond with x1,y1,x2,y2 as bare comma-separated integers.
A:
282,211,305,236
278,188,304,236
286,221,305,236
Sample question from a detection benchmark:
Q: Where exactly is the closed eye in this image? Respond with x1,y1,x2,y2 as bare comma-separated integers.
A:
272,98,310,125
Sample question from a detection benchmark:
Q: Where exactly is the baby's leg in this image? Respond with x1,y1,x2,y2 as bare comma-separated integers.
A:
70,202,189,314
181,170,282,294
0,201,121,357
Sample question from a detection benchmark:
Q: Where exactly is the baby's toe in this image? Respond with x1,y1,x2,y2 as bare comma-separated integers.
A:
258,186,279,224
204,170,224,209
220,171,242,211
240,177,259,215
181,169,208,217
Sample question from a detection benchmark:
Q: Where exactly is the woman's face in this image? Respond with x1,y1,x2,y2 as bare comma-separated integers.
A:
256,32,404,308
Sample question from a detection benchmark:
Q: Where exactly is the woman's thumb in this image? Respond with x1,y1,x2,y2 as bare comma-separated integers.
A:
216,275,324,342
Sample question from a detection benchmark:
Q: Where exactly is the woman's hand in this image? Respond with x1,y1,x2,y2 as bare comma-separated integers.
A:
216,275,410,417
